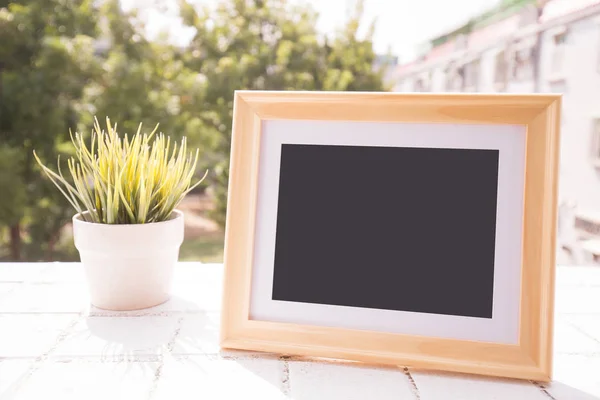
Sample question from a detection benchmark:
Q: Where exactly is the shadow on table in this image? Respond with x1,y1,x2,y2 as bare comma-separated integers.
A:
85,294,286,397
85,295,202,360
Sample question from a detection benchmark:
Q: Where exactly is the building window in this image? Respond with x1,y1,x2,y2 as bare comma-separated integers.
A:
413,71,431,92
494,50,507,91
512,47,534,81
464,58,480,92
414,78,426,92
591,119,600,167
550,29,567,79
445,64,464,92
511,37,536,82
575,216,600,237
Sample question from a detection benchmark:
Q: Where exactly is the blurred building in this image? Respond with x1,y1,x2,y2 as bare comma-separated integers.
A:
393,0,600,265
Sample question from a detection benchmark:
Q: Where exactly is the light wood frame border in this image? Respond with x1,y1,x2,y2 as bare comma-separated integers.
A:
220,91,561,381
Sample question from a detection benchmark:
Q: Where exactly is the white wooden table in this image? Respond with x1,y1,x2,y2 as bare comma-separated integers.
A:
0,262,599,400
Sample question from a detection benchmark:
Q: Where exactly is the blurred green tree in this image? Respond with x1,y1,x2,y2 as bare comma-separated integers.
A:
0,0,387,260
80,0,181,133
178,0,388,226
82,0,215,185
0,0,98,260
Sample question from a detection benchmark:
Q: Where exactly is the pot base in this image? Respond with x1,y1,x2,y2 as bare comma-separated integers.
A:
90,294,171,312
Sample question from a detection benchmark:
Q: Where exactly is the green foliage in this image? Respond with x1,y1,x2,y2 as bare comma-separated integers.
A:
0,0,386,258
35,118,206,224
179,0,386,226
80,0,215,185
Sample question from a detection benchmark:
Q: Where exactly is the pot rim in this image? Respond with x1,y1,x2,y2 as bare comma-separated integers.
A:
72,209,183,227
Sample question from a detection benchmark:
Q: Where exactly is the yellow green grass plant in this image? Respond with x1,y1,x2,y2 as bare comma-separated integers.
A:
34,117,206,224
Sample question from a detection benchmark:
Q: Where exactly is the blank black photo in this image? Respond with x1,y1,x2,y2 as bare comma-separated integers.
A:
271,143,500,319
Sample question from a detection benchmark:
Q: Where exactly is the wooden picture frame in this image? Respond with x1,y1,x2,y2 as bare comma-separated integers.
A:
220,91,561,381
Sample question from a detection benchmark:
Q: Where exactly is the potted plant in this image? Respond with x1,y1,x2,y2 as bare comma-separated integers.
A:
34,117,206,311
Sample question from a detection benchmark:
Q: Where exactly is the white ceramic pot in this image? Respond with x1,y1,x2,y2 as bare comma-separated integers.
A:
72,210,184,311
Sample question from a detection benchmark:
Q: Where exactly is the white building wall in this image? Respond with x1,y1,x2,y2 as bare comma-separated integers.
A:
431,67,446,91
393,7,600,264
478,47,498,92
538,17,600,215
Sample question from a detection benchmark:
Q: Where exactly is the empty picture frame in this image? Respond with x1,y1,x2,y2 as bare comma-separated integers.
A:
220,91,561,381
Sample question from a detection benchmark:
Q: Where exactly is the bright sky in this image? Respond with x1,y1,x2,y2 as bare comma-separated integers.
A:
121,0,501,62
